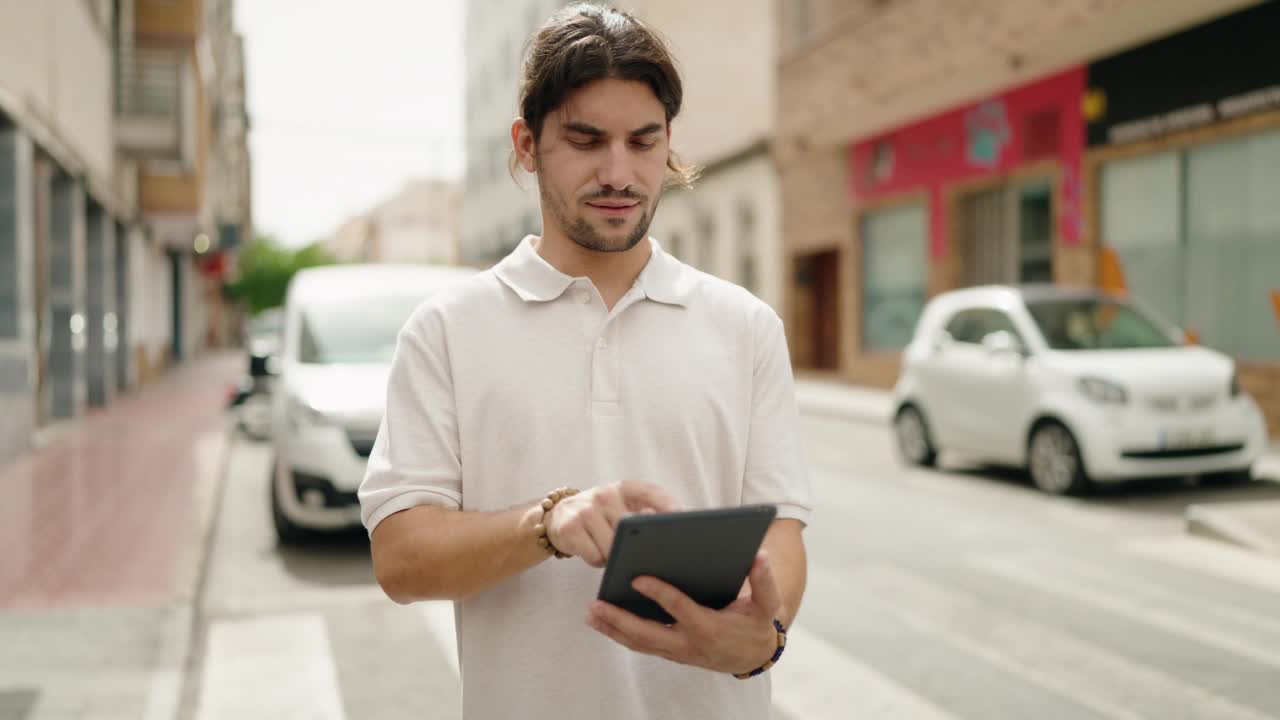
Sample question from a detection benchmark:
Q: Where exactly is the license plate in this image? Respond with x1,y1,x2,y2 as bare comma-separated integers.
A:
1160,427,1215,449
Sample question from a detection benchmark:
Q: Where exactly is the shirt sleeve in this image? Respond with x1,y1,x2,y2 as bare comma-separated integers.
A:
359,308,463,535
741,308,813,524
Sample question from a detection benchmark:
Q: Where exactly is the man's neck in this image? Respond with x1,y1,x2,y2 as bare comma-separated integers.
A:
532,228,651,310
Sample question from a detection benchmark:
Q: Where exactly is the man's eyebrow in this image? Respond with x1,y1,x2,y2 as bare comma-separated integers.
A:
560,121,664,137
562,121,605,136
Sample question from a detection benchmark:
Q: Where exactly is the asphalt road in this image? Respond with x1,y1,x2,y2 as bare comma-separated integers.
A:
176,411,1280,719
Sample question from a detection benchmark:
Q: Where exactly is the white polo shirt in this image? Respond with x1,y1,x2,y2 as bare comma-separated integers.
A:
360,236,812,720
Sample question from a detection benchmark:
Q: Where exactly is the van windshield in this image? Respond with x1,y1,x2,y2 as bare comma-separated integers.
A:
298,295,424,364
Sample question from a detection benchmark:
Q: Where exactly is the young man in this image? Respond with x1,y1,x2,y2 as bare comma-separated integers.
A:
360,4,811,718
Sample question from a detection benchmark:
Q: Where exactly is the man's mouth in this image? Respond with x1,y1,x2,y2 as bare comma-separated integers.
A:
585,200,640,217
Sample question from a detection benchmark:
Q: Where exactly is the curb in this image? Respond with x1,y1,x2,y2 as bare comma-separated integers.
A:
1186,502,1280,556
161,418,238,720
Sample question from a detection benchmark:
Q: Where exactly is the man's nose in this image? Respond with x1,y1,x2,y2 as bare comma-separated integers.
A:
596,141,636,192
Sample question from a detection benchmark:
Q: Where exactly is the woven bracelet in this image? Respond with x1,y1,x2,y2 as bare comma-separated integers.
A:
733,619,788,680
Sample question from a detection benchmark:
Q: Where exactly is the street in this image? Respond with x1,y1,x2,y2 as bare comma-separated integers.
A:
171,409,1280,719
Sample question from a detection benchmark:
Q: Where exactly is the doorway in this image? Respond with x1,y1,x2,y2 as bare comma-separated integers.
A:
959,176,1054,286
792,250,840,371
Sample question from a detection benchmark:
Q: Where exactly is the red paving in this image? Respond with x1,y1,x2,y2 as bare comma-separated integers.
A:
0,352,242,609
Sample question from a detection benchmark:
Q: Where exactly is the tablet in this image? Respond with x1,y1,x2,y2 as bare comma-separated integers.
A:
596,504,777,624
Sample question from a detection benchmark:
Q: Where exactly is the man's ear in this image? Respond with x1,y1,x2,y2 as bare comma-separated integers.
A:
511,118,537,172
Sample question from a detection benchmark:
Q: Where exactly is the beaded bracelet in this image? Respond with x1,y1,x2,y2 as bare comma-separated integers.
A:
733,619,788,680
533,487,578,558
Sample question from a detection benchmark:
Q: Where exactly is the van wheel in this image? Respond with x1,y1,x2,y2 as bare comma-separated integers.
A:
271,458,310,545
1028,422,1092,495
895,405,938,468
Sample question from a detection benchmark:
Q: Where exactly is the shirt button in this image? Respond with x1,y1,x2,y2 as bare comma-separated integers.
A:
576,290,591,304
596,337,607,349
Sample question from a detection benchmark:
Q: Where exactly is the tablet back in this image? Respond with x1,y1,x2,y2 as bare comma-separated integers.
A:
596,505,778,624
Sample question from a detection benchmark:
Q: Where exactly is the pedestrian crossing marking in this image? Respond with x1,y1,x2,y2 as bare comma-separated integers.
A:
824,563,1276,720
1122,535,1280,595
195,613,346,720
970,554,1280,671
417,601,460,676
775,623,961,720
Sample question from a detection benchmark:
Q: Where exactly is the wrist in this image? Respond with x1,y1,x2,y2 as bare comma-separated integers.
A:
533,487,578,558
733,619,787,680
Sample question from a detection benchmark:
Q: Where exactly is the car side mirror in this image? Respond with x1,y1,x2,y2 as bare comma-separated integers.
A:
982,330,1025,357
248,351,279,379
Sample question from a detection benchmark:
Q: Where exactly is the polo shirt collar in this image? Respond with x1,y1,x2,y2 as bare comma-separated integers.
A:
494,236,696,307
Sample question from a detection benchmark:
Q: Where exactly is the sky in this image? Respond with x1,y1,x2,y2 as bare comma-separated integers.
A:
236,0,465,248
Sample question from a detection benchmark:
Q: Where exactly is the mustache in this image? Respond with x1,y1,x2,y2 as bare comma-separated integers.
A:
582,188,646,203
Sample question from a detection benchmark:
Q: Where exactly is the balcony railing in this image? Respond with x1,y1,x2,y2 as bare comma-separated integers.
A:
114,40,193,162
115,43,185,117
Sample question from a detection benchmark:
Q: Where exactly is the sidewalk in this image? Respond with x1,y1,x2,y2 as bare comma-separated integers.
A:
0,351,242,609
794,375,1280,556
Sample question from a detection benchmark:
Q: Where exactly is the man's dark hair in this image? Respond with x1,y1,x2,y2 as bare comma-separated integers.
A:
513,2,700,187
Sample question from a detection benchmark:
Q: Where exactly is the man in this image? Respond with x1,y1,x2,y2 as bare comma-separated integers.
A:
360,4,811,718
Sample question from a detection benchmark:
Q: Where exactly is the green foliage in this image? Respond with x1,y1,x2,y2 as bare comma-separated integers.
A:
224,236,338,315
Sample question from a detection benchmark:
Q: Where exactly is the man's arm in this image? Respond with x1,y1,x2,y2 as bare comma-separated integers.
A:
761,519,807,628
370,503,547,604
371,481,683,604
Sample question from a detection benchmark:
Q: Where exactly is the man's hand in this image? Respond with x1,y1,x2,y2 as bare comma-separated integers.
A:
585,551,783,675
545,481,681,567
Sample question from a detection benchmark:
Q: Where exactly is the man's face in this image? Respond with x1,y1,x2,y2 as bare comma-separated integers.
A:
531,78,670,253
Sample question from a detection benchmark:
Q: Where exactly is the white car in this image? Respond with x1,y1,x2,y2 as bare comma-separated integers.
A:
892,285,1268,494
270,263,473,541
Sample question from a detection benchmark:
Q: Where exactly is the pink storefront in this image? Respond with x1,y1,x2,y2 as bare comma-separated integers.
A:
845,68,1087,359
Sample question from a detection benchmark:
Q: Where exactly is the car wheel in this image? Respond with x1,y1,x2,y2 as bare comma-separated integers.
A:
270,458,310,545
1028,422,1092,495
895,405,938,468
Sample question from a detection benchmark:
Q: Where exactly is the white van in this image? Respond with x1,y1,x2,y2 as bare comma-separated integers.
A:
269,263,473,541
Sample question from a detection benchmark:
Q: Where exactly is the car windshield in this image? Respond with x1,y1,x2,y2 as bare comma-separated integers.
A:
248,309,283,338
1026,298,1177,351
298,295,423,364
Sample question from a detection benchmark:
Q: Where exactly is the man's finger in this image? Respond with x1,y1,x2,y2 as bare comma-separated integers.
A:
619,481,681,513
583,512,616,567
589,600,682,656
632,576,710,631
745,551,783,619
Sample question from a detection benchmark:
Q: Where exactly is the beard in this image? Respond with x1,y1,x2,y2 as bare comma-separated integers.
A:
539,175,661,253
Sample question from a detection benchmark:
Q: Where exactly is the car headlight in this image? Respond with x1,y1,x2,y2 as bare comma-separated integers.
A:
287,395,331,429
1078,376,1128,405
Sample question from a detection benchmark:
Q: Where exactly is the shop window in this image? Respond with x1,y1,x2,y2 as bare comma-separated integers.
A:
1101,128,1280,361
862,203,927,351
1185,129,1280,360
1101,152,1183,322
738,203,757,293
696,212,715,271
0,131,17,338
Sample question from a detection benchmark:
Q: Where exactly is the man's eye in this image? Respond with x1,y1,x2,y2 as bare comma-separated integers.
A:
569,138,599,149
632,141,655,150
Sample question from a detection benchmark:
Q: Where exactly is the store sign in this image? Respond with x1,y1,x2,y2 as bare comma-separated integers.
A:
849,68,1086,258
1087,2,1280,147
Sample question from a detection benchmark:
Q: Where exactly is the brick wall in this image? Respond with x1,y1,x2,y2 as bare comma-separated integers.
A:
135,0,200,40
1239,362,1280,438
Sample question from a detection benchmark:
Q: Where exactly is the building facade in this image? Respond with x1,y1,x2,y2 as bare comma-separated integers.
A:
462,0,785,311
462,0,567,266
323,179,462,266
776,0,1280,434
628,0,784,312
0,0,252,467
